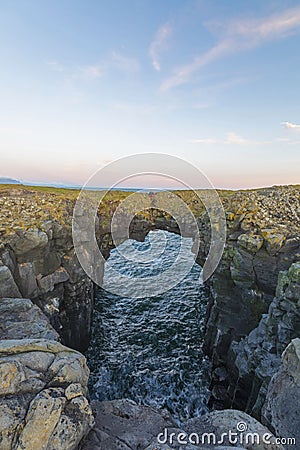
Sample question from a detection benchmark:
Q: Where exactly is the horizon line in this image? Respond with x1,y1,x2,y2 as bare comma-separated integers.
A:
0,178,299,192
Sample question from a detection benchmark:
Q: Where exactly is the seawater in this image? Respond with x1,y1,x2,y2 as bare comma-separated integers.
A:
86,230,211,424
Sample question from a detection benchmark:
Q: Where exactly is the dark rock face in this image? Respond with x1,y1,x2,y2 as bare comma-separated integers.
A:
213,263,300,418
261,338,300,450
218,262,300,417
60,249,95,352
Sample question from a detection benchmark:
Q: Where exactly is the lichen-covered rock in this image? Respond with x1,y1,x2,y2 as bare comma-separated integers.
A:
0,339,93,449
237,233,264,254
261,338,300,450
16,388,64,450
203,188,300,399
0,300,94,450
14,387,94,450
261,230,286,256
230,247,256,288
0,339,90,395
0,187,95,352
0,397,29,449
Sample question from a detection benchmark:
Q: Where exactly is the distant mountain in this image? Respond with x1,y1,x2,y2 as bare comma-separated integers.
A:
0,177,164,192
0,177,21,184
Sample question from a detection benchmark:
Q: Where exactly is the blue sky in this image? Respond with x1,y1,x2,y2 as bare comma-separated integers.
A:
0,0,300,188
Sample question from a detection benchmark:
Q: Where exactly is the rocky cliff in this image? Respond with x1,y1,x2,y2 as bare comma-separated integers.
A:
0,184,300,449
0,187,95,352
201,186,300,415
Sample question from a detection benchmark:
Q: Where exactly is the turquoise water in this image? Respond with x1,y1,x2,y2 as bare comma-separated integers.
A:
86,230,211,423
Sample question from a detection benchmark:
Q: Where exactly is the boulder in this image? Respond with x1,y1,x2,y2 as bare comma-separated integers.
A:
261,230,285,256
0,339,89,396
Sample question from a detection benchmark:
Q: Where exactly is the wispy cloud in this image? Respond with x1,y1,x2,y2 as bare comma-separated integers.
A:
111,51,140,72
47,60,102,80
47,51,139,81
192,103,211,110
46,60,65,72
149,23,172,71
281,121,300,130
190,137,219,144
226,132,249,145
161,6,300,91
190,131,271,146
77,65,102,80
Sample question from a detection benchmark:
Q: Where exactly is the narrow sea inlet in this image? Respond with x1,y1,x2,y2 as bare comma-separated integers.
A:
86,230,211,424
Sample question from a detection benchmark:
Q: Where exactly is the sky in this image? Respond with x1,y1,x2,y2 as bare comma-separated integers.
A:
0,0,300,189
